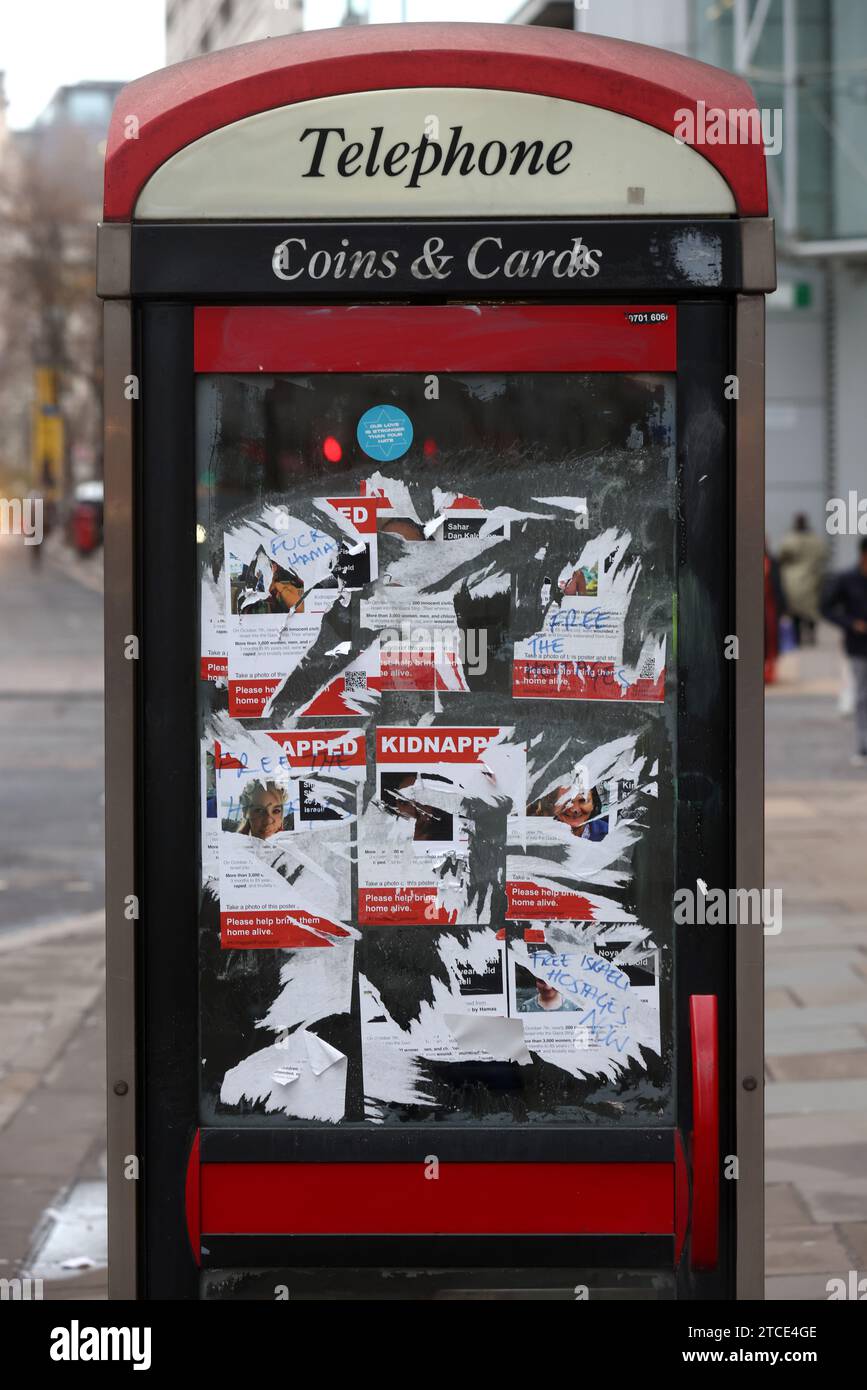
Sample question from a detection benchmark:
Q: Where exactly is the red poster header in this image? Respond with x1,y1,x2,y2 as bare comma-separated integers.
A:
377,726,500,764
216,730,366,772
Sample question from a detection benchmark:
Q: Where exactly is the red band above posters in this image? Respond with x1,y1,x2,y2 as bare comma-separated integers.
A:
194,305,677,375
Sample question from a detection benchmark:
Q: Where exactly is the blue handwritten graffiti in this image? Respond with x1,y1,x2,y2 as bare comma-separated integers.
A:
529,951,636,1055
575,1003,632,1052
270,528,336,569
548,606,621,635
222,794,302,823
220,751,354,778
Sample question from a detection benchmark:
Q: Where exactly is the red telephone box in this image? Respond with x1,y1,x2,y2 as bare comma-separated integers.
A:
98,23,772,1301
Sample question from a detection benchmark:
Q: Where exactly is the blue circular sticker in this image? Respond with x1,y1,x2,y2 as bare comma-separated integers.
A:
356,405,413,462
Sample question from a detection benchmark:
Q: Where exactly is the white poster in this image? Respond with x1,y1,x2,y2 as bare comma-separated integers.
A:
216,727,365,948
507,733,654,922
224,498,379,717
359,725,525,925
361,928,532,1119
513,528,666,702
509,925,660,1077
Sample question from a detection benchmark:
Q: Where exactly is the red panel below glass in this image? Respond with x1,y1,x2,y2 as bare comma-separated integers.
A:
200,1161,674,1236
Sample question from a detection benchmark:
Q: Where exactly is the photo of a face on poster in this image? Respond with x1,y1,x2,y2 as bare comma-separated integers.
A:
526,765,610,843
223,776,294,837
513,961,582,1013
229,546,306,617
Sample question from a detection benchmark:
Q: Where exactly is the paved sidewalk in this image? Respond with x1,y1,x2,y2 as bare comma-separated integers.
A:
0,912,107,1299
0,541,107,1299
764,631,867,1299
41,532,105,597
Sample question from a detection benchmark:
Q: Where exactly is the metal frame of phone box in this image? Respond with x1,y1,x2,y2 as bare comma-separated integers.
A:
101,253,767,1300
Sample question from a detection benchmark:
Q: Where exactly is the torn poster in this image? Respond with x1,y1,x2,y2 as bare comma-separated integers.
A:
506,733,652,921
294,643,383,719
217,942,354,1123
315,495,380,590
435,500,509,544
358,725,525,925
509,924,660,1078
358,497,510,693
216,727,365,948
292,481,515,712
258,940,355,1036
201,739,219,883
221,1026,348,1123
200,566,228,683
361,927,529,1121
223,498,379,718
513,528,666,702
223,505,340,717
360,591,470,693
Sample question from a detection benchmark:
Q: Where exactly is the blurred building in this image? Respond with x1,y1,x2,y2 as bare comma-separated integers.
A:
19,81,122,212
166,0,304,63
513,1,867,561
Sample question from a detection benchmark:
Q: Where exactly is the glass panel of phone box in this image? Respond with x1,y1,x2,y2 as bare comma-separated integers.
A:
197,370,676,1128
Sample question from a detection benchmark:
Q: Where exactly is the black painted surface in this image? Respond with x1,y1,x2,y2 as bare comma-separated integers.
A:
131,219,754,299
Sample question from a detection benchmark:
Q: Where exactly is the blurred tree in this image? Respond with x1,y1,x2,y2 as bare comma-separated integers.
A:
0,85,109,498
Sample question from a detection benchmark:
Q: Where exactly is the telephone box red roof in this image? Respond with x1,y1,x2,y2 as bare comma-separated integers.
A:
104,22,768,221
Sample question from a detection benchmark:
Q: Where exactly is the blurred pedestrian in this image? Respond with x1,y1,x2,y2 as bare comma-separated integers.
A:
778,513,825,646
821,537,867,765
764,540,786,685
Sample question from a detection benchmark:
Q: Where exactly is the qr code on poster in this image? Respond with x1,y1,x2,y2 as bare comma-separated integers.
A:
344,670,368,692
636,653,657,682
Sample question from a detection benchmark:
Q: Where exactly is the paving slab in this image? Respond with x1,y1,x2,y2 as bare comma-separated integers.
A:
800,1183,867,1225
765,1273,845,1301
765,988,799,1011
765,1079,867,1116
765,1224,852,1276
0,1175,70,1272
766,1049,867,1082
765,1001,867,1034
765,1027,867,1058
765,1183,812,1227
787,979,867,1008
